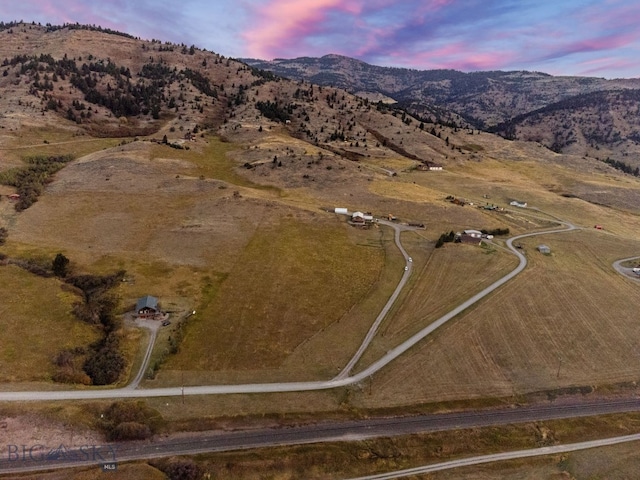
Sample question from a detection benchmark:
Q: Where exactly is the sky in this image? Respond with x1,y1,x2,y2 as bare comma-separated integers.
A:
1,0,639,78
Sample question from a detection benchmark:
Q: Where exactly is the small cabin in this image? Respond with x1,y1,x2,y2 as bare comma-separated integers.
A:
136,295,160,318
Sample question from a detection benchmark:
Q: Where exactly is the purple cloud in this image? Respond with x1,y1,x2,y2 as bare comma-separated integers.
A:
1,1,639,77
241,0,640,77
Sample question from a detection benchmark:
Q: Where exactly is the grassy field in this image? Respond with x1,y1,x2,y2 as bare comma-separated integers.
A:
1,123,640,423
149,135,281,192
355,229,640,409
0,265,99,383
160,216,385,381
356,241,519,369
0,126,123,166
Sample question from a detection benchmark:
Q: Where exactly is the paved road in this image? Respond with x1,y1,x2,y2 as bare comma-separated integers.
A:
346,433,640,479
4,396,640,475
0,216,579,401
335,219,417,379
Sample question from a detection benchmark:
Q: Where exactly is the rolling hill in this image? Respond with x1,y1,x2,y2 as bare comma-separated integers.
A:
243,54,640,167
2,22,640,479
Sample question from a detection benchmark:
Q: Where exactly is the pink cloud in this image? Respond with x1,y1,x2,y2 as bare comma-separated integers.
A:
243,0,363,58
574,57,638,77
379,40,517,72
0,1,119,29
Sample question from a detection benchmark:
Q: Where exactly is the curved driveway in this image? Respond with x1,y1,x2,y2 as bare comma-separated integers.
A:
335,219,417,379
613,256,640,282
0,217,578,401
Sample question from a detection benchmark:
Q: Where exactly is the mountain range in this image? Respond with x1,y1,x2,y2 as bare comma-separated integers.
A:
244,54,640,168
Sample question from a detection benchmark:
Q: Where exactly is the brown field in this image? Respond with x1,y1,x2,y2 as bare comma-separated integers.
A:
0,112,640,426
8,463,167,480
0,265,98,383
358,242,519,366
161,216,385,380
357,230,640,409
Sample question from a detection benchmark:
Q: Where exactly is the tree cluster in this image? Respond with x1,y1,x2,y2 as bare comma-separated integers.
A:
44,22,136,39
602,157,640,177
182,68,217,98
66,270,127,385
0,154,73,211
435,231,456,248
481,227,510,236
255,100,290,123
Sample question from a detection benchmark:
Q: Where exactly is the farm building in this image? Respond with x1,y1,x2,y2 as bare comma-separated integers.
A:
136,295,160,319
417,162,443,171
510,200,527,208
457,233,481,245
334,207,348,215
351,211,374,226
537,245,551,254
463,229,483,238
351,211,365,224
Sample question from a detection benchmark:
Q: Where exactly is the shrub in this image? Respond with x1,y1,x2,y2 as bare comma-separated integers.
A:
110,422,152,441
52,252,70,277
83,334,126,385
101,401,164,441
152,458,203,480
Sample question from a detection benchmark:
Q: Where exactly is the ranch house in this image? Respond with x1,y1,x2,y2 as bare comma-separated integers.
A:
136,295,160,319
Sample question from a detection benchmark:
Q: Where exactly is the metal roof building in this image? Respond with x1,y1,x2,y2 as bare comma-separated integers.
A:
136,295,159,314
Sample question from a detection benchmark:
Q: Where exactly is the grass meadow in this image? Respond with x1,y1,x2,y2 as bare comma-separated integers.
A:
1,125,640,419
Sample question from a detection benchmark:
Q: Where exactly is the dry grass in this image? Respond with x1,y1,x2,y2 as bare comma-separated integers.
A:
0,126,123,165
1,100,640,429
148,136,274,190
41,412,639,480
6,463,167,480
356,230,640,409
161,216,385,379
363,242,519,358
0,265,99,383
369,177,446,204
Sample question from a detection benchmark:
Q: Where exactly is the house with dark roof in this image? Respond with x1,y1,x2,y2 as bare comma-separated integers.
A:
136,295,160,318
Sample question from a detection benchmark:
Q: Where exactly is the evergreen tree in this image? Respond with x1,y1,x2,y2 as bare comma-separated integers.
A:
52,253,70,277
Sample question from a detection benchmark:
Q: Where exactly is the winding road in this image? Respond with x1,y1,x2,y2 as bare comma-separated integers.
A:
0,213,581,401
